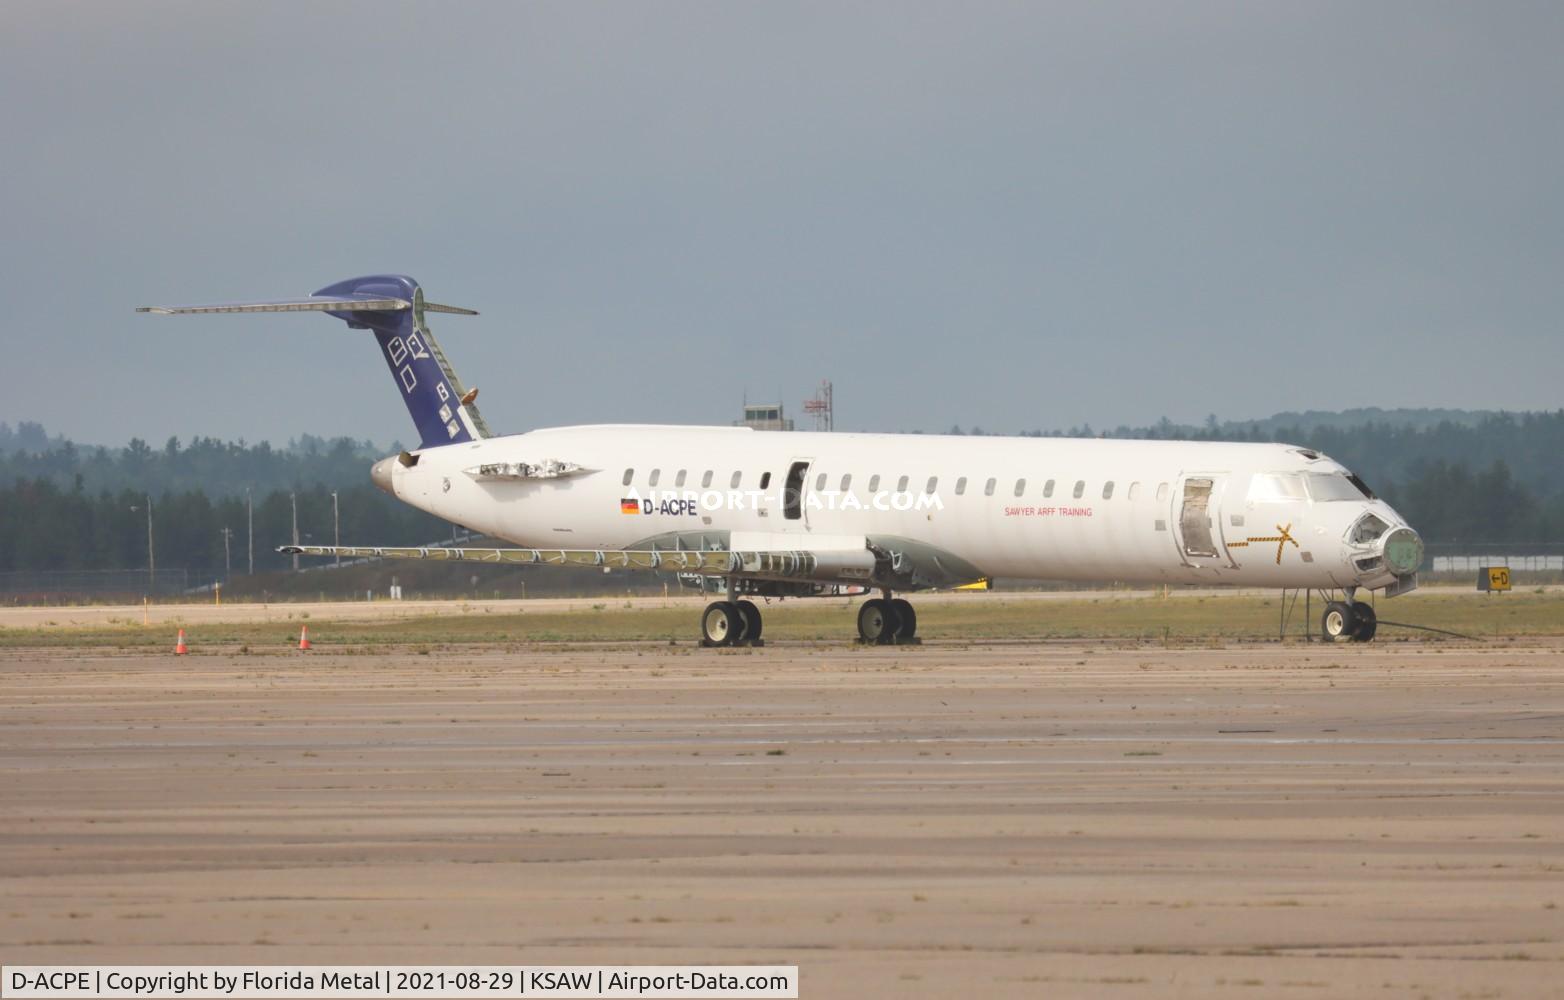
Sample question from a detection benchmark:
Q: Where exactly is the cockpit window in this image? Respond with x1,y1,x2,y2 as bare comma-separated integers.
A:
1247,473,1307,503
1350,513,1390,544
1346,473,1376,499
1306,473,1372,501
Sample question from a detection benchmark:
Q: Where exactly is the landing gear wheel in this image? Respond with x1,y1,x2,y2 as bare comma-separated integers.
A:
702,601,743,646
890,598,917,640
857,598,900,644
1321,601,1357,642
1348,601,1377,642
735,599,764,644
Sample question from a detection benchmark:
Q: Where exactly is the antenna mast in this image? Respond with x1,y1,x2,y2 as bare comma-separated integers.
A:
803,379,834,432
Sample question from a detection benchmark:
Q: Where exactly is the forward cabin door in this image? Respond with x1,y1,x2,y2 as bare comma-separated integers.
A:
1173,474,1230,569
783,459,812,529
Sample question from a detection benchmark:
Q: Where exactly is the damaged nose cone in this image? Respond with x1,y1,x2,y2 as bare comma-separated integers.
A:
1382,526,1424,575
370,456,396,496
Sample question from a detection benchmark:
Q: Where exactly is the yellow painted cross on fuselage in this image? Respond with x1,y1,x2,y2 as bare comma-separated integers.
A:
1226,523,1300,564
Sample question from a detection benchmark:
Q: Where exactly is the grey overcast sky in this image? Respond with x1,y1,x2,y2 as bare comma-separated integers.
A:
3,2,1561,446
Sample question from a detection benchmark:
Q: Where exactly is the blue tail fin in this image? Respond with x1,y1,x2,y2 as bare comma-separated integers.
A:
139,274,491,449
313,275,490,448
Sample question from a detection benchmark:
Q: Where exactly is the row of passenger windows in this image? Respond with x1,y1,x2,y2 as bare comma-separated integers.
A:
623,468,767,490
623,467,1173,503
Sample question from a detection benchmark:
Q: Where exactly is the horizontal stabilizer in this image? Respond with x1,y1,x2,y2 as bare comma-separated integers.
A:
138,274,487,448
279,544,877,582
136,296,477,316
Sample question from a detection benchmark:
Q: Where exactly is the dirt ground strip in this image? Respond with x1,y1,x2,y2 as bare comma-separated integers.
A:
0,589,1303,629
1,639,1562,998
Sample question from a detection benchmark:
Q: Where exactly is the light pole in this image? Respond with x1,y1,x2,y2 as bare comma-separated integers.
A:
290,492,299,572
246,488,254,575
129,496,154,592
220,526,233,575
331,491,340,567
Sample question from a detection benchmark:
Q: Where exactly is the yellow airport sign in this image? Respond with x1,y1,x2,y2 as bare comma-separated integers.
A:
1478,566,1511,592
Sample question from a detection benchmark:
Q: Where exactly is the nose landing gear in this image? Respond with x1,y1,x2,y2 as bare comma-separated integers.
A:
1321,599,1378,642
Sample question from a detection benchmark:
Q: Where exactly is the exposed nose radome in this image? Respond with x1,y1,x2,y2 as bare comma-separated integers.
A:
370,456,396,496
1381,526,1424,576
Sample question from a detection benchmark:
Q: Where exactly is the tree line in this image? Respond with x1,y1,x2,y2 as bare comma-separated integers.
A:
0,425,394,499
0,479,447,576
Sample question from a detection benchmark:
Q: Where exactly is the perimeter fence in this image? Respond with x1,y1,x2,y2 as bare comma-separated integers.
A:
1424,543,1564,575
0,569,202,602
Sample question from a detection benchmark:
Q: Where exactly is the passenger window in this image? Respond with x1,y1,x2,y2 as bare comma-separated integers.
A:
622,468,634,487
1156,482,1169,502
759,471,771,489
730,471,742,489
1013,478,1026,497
840,473,852,491
1128,482,1141,500
925,476,938,494
897,475,909,492
702,470,713,488
1073,480,1085,499
816,472,827,492
868,474,881,492
1043,479,1055,498
675,469,687,488
955,476,967,496
1102,481,1114,500
984,477,996,496
648,469,660,487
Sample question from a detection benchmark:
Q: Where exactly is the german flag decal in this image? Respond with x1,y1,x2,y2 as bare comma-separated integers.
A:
620,498,642,515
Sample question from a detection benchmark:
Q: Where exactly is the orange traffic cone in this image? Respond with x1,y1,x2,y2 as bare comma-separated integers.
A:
297,625,311,651
175,629,188,655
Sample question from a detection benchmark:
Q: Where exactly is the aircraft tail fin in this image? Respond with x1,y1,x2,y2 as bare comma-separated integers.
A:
138,274,490,449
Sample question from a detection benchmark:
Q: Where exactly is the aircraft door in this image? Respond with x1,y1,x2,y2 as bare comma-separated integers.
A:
1175,475,1226,563
783,460,811,526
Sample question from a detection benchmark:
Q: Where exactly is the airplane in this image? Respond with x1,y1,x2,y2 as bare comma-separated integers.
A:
140,274,1424,646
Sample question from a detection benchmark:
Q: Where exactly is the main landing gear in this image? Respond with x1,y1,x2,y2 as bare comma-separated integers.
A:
856,593,919,645
1321,597,1378,643
697,589,921,646
700,599,764,647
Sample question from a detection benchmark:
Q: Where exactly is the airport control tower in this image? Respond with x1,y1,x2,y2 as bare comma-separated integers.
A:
736,401,794,431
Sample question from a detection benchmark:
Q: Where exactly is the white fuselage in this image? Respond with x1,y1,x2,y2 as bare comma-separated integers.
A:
375,425,1421,593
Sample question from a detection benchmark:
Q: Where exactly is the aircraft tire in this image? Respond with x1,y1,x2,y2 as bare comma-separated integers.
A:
890,598,917,639
702,601,743,646
735,600,763,642
1321,601,1357,641
1348,601,1377,642
857,598,900,644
